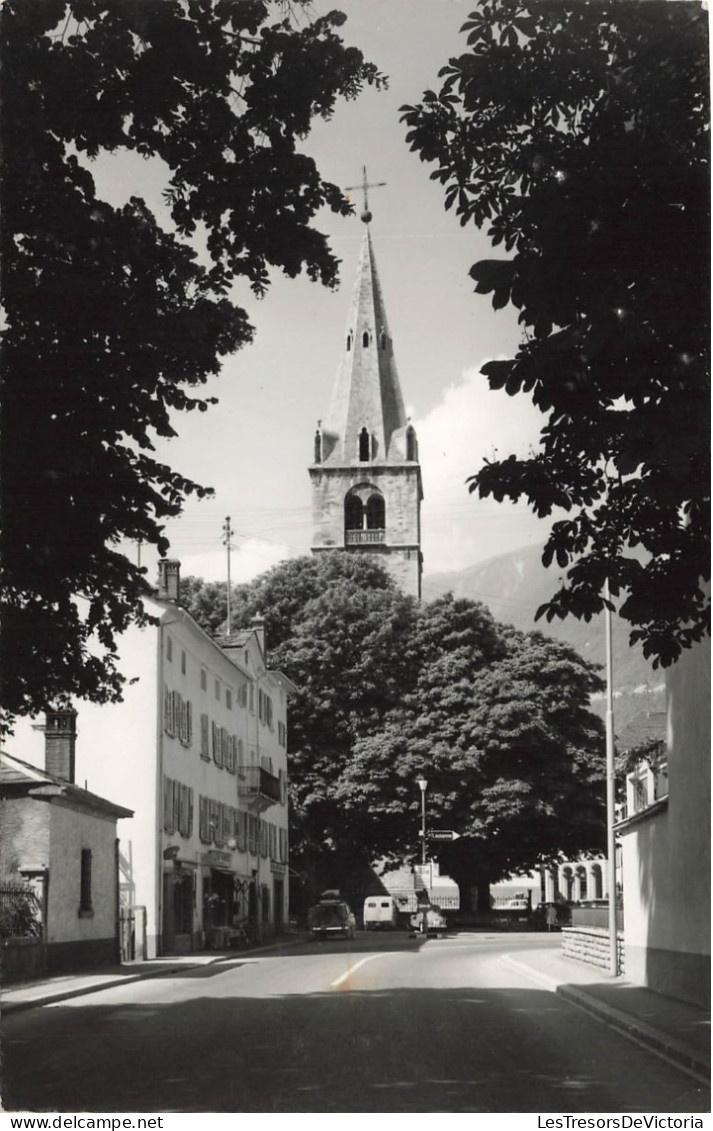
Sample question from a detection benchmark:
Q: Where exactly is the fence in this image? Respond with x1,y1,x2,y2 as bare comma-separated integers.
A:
0,881,43,939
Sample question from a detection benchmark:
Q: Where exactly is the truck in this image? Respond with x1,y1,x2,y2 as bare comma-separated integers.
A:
363,895,400,931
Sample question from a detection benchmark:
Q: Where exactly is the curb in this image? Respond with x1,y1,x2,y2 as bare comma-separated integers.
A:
556,983,711,1085
501,954,710,1085
2,938,299,1017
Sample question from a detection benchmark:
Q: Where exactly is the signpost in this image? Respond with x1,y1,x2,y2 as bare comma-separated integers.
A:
427,830,461,842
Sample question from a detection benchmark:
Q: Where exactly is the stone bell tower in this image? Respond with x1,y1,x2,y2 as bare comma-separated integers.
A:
309,201,423,599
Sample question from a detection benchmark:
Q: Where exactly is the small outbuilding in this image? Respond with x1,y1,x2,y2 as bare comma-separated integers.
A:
1,709,133,979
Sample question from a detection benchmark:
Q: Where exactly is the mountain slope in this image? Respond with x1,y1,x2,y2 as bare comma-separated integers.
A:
423,545,666,730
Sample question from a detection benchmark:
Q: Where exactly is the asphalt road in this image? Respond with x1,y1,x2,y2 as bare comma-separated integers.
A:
1,932,708,1113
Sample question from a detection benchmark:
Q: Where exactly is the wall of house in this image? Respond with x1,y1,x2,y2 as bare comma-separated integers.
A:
45,802,119,970
160,619,290,950
620,632,710,1006
0,795,50,874
6,598,291,958
6,620,160,956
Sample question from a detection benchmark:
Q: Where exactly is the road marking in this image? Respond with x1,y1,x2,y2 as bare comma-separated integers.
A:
330,954,384,988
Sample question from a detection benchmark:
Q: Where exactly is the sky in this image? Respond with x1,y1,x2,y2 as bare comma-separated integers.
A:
97,0,551,590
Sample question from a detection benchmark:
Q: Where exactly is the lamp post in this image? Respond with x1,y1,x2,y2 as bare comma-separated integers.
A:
416,774,427,866
604,579,619,976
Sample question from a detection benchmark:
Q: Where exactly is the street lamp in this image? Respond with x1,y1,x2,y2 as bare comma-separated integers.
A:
416,774,428,867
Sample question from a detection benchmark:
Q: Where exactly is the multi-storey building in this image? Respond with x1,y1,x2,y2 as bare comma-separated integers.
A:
8,560,295,959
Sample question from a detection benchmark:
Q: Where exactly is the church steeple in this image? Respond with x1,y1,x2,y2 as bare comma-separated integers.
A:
309,207,423,599
319,227,407,465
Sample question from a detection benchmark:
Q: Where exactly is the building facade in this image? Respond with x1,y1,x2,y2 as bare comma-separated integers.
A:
309,216,423,598
616,635,710,1007
8,561,295,959
1,713,133,974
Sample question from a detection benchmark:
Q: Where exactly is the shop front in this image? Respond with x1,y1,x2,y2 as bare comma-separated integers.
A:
202,850,255,948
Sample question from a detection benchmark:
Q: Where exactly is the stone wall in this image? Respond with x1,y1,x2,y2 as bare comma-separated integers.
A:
561,926,626,973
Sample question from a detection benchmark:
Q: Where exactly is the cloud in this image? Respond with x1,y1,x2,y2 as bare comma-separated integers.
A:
415,364,550,574
175,537,300,586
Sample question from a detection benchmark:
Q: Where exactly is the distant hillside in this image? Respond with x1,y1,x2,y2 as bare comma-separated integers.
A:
423,544,666,732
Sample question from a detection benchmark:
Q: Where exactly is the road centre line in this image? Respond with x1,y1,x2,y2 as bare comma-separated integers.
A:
330,954,385,988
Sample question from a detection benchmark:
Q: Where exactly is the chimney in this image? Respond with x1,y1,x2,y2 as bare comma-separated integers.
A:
251,614,266,656
157,558,181,602
45,708,78,783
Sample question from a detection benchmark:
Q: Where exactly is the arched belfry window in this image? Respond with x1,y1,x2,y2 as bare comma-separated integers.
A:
314,428,322,464
380,331,387,350
359,427,371,462
366,493,385,531
345,494,364,531
406,425,417,462
346,332,352,352
362,330,370,348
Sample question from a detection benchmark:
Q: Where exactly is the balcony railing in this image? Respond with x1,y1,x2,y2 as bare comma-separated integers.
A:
238,765,281,809
345,529,385,546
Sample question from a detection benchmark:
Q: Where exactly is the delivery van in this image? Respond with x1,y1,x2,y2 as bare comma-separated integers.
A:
363,895,399,931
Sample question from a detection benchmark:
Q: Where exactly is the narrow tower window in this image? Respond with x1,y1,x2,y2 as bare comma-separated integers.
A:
362,330,370,348
314,429,322,464
366,494,385,530
380,331,387,350
345,495,364,530
346,333,352,352
406,425,417,461
358,427,370,462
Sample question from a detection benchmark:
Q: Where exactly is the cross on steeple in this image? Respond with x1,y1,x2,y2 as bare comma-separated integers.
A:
345,165,386,223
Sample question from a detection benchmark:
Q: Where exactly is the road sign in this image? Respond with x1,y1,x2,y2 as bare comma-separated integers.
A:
428,830,461,842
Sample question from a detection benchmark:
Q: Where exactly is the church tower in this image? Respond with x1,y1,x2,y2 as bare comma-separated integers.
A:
309,208,423,599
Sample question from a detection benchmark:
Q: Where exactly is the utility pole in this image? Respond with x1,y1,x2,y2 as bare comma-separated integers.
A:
604,578,619,975
222,516,232,636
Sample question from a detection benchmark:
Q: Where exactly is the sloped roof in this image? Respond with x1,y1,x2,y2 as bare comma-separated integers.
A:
319,227,409,464
0,751,133,820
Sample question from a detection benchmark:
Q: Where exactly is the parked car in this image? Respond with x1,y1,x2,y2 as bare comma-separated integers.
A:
409,905,447,935
308,895,357,941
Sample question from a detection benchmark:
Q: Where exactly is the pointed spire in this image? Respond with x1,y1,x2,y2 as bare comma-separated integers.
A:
320,228,409,464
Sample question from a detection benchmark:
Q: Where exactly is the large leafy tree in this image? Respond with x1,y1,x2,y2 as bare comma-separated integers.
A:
186,564,605,904
337,598,605,908
1,0,383,722
183,555,419,893
401,0,710,667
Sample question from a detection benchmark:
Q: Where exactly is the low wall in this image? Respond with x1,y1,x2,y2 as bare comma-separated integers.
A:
1,937,48,983
562,926,625,973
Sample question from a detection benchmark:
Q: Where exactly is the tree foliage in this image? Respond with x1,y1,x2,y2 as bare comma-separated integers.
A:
185,558,605,891
337,599,605,893
1,0,383,722
400,0,710,667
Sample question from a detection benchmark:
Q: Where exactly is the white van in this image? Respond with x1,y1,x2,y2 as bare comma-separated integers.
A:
363,895,399,931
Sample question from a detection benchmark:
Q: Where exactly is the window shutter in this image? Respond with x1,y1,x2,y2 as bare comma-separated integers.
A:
200,714,209,760
186,787,194,838
172,778,181,832
164,687,174,736
199,796,210,843
163,776,175,834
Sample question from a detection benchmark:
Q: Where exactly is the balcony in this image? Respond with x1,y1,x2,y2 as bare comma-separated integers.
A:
345,529,385,546
238,765,281,812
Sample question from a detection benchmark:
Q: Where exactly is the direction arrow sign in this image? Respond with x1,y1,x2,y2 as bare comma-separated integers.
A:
428,830,461,841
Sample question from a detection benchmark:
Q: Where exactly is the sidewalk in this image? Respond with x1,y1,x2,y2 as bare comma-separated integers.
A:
1,937,297,1016
502,945,711,1084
